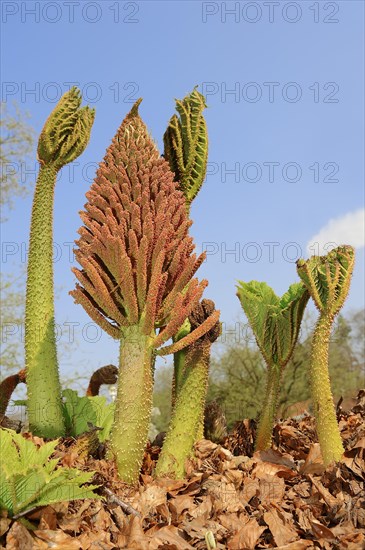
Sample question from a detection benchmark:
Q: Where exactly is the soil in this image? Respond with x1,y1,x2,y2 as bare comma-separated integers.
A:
1,391,364,549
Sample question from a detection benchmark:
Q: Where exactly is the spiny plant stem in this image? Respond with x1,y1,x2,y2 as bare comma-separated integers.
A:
25,164,64,438
297,245,354,465
156,300,220,478
172,318,191,407
173,348,187,404
156,340,210,479
310,313,344,464
110,325,155,484
25,88,94,438
255,363,281,451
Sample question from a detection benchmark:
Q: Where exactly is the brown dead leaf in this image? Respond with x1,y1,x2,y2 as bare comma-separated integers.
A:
259,474,285,503
181,516,225,543
57,500,92,532
168,494,195,521
0,518,11,537
219,511,248,533
189,494,213,519
258,448,296,469
227,517,266,550
78,529,115,549
241,477,260,503
135,484,167,518
155,502,171,522
6,521,34,549
275,541,315,550
89,504,114,532
177,476,203,496
295,507,318,532
300,444,325,475
37,506,58,531
253,459,297,480
331,520,358,537
342,454,364,477
34,529,82,548
118,515,149,550
309,519,336,541
154,477,186,494
148,525,194,550
194,439,218,459
22,432,45,447
336,532,365,549
264,507,299,546
308,475,339,508
202,479,245,513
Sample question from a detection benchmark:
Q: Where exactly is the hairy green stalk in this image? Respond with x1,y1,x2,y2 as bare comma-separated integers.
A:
156,300,220,478
255,364,281,451
111,326,155,483
171,318,191,407
25,88,94,437
237,281,309,451
156,341,210,479
297,245,355,465
164,88,210,415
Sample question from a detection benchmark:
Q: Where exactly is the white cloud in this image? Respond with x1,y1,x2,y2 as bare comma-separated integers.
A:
306,208,365,256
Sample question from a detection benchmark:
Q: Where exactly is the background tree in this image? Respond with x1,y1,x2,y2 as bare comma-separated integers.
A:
1,102,34,383
1,102,35,214
151,310,364,432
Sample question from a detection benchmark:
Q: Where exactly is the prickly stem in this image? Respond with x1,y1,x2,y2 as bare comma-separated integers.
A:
156,340,210,479
255,364,281,451
110,326,155,484
310,313,344,465
25,164,65,438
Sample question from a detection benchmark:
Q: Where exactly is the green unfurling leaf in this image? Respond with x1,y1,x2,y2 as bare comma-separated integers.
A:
236,281,309,367
0,428,100,517
62,389,115,442
163,87,208,209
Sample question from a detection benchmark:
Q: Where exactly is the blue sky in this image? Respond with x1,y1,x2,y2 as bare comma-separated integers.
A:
1,1,364,383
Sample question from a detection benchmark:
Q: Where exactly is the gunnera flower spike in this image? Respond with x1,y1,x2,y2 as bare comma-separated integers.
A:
237,281,309,451
297,245,355,466
25,88,95,438
70,100,219,483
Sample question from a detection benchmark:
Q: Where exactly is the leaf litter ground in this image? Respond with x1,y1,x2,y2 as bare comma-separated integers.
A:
1,391,364,549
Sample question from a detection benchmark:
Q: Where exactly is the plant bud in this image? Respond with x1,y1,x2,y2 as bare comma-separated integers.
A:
37,87,95,169
163,87,208,209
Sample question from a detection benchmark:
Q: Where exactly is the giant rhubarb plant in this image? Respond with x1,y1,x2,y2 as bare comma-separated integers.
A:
156,299,221,479
297,245,355,465
163,88,211,415
25,88,94,438
70,100,219,483
237,281,309,451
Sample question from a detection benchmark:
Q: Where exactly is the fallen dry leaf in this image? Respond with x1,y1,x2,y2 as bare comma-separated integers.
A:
264,507,299,546
6,521,34,550
1,389,363,549
300,444,325,475
227,517,266,550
